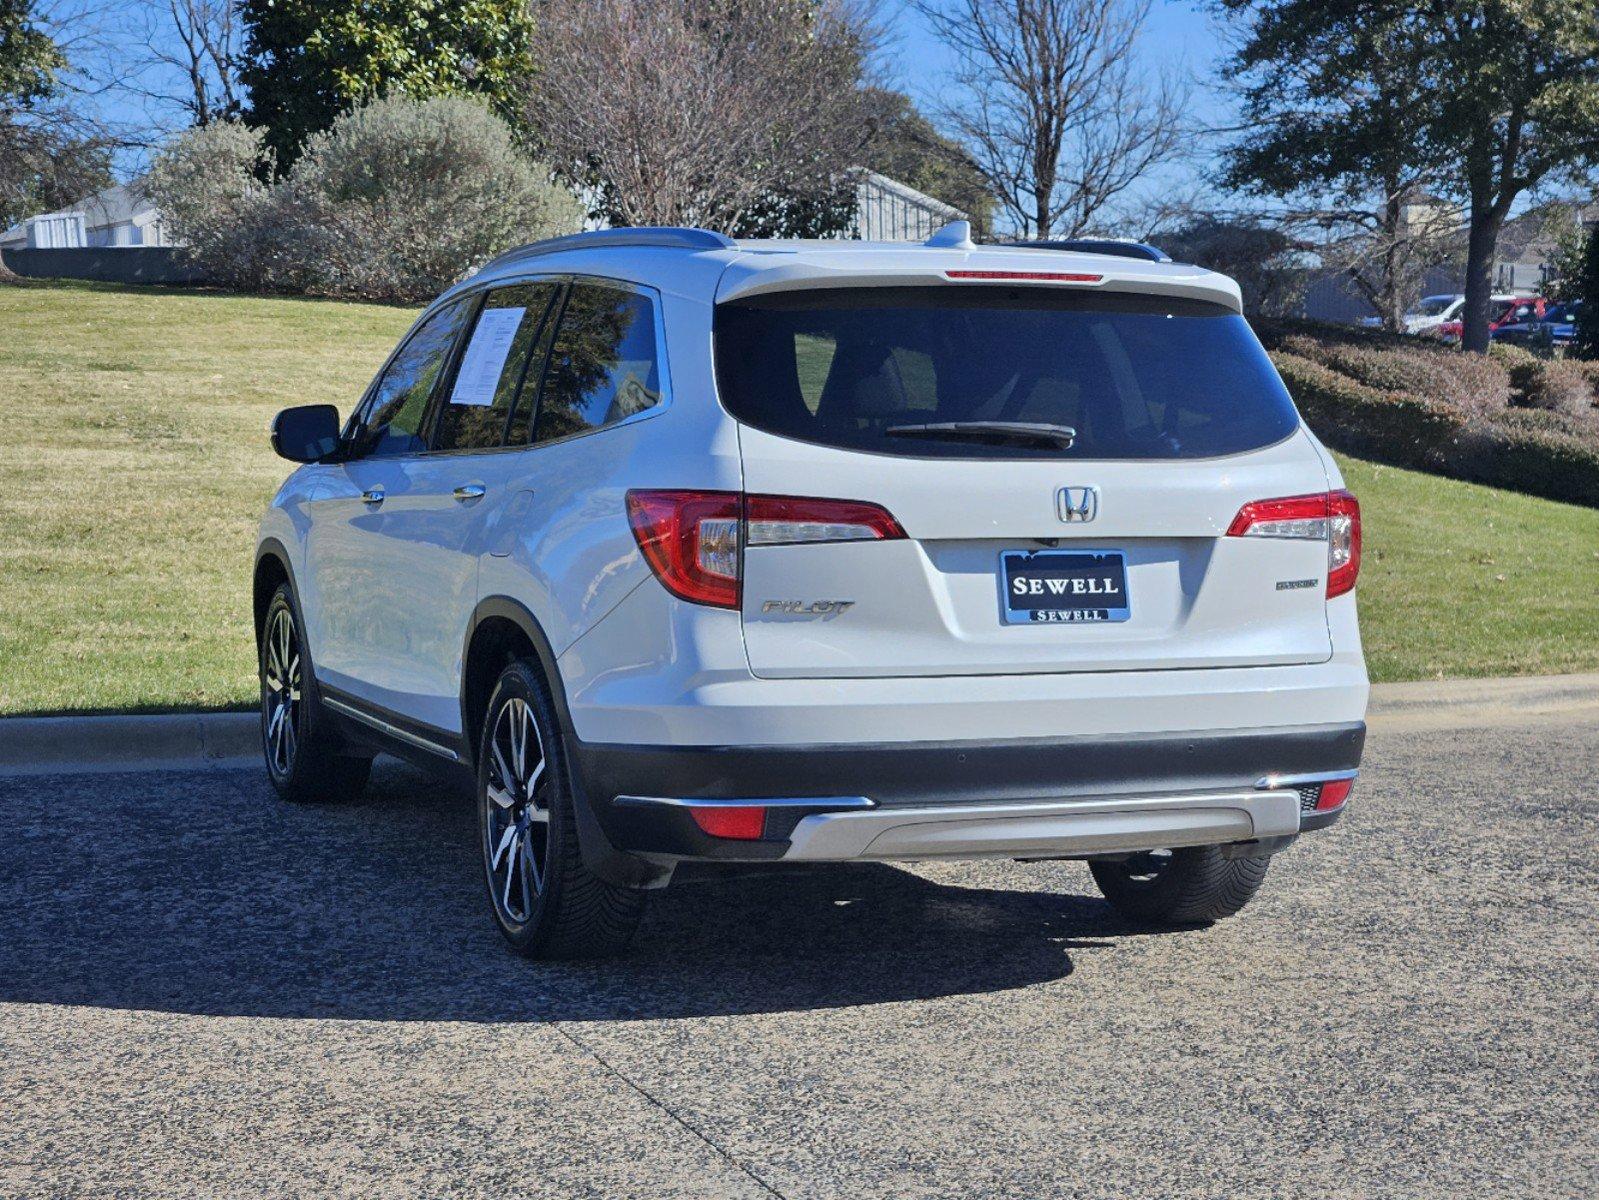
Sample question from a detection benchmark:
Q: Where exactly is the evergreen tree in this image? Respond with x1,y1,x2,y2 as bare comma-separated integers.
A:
239,0,535,169
1575,225,1599,361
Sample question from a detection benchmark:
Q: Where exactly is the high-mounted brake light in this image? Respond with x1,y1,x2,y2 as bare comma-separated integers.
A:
626,491,906,609
1226,489,1361,598
945,269,1103,283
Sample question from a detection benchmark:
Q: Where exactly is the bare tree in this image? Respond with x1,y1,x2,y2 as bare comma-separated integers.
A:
1,0,115,258
527,0,882,234
113,0,242,130
1296,192,1462,332
913,0,1184,239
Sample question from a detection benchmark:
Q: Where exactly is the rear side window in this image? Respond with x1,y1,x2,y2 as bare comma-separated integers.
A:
532,283,662,445
713,287,1301,460
351,296,473,458
434,282,560,453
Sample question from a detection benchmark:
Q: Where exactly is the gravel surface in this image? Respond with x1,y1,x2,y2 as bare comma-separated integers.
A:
2,708,1596,1199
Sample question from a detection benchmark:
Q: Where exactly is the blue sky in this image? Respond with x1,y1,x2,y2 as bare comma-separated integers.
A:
885,1,1233,126
89,0,1239,220
881,0,1237,228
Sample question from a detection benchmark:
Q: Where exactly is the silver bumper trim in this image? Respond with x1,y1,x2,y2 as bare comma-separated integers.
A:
613,795,875,810
780,789,1302,862
1255,768,1359,790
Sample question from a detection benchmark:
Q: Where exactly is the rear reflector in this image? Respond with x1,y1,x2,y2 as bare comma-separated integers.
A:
688,804,767,840
945,269,1102,283
1226,489,1361,598
626,490,905,609
1315,777,1354,811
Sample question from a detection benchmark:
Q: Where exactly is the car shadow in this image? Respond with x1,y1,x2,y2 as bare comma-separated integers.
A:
0,760,1170,1023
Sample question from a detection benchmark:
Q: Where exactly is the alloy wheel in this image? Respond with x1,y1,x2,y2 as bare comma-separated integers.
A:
483,696,550,925
262,606,301,777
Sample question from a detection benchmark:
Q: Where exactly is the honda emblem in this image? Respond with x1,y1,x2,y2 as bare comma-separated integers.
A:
1056,486,1099,523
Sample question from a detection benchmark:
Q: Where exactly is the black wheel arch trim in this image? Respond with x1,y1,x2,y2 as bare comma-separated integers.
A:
462,595,671,890
253,537,299,647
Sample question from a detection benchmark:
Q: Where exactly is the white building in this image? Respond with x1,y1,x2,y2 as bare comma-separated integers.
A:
848,170,966,242
0,183,176,252
577,171,967,242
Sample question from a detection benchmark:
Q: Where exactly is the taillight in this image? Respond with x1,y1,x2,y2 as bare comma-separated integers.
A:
1226,489,1361,598
626,491,905,609
625,490,742,608
745,495,905,545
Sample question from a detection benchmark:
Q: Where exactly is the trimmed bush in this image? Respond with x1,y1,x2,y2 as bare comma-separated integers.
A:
286,95,583,302
143,123,294,293
1508,358,1597,418
1270,351,1466,471
1271,349,1599,508
1487,341,1538,370
146,97,583,302
1276,333,1510,416
1495,407,1595,439
1456,421,1599,509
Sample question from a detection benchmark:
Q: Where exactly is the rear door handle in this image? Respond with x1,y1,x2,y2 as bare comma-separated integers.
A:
361,488,385,506
453,483,487,503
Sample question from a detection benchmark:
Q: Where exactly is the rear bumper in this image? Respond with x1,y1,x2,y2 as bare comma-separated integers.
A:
571,721,1364,863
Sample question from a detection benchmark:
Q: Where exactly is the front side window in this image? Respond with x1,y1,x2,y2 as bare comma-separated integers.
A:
433,282,560,453
532,283,662,445
351,297,473,458
713,286,1302,461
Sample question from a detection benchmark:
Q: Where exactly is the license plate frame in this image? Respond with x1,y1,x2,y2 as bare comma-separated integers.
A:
999,548,1131,625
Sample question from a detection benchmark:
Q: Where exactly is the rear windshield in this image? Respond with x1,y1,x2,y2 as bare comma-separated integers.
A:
713,287,1301,460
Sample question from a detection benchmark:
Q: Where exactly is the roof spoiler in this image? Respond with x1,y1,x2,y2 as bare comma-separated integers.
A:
1014,238,1172,263
923,224,1173,263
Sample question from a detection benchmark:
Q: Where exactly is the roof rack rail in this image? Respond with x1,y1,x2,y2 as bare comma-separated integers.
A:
480,226,737,273
1013,238,1172,264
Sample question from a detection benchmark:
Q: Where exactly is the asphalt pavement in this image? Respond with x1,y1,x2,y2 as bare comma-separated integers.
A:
1,703,1596,1198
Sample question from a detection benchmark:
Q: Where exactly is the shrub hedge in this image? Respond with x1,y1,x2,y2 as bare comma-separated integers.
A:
1508,358,1597,417
1271,351,1599,508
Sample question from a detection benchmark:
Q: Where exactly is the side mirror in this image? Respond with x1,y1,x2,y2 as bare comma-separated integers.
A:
271,404,341,463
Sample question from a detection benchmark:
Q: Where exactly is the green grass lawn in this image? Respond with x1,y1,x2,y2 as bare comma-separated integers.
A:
1,279,1596,715
1334,454,1599,681
0,281,415,715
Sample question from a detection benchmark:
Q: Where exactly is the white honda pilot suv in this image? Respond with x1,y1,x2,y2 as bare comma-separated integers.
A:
256,223,1368,959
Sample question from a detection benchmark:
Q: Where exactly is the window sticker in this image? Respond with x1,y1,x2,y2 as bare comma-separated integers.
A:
450,307,526,406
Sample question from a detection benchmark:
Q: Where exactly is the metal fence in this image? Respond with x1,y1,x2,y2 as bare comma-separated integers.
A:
0,247,208,286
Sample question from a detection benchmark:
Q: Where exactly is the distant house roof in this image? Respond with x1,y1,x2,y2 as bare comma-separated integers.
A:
73,183,161,229
849,170,966,242
1,182,163,247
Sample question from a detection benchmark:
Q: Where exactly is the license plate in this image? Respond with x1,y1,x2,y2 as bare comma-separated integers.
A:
1000,549,1131,624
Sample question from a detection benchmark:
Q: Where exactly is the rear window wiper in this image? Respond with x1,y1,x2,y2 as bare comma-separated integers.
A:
883,421,1077,449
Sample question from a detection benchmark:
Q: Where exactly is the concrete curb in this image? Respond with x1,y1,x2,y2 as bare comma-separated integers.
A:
1,672,1597,774
1367,671,1599,714
0,712,257,776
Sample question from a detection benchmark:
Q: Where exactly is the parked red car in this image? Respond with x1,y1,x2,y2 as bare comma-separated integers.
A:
1436,296,1545,344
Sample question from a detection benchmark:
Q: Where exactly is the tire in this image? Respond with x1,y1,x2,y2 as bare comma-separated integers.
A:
1089,845,1270,925
477,659,645,959
259,583,371,804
